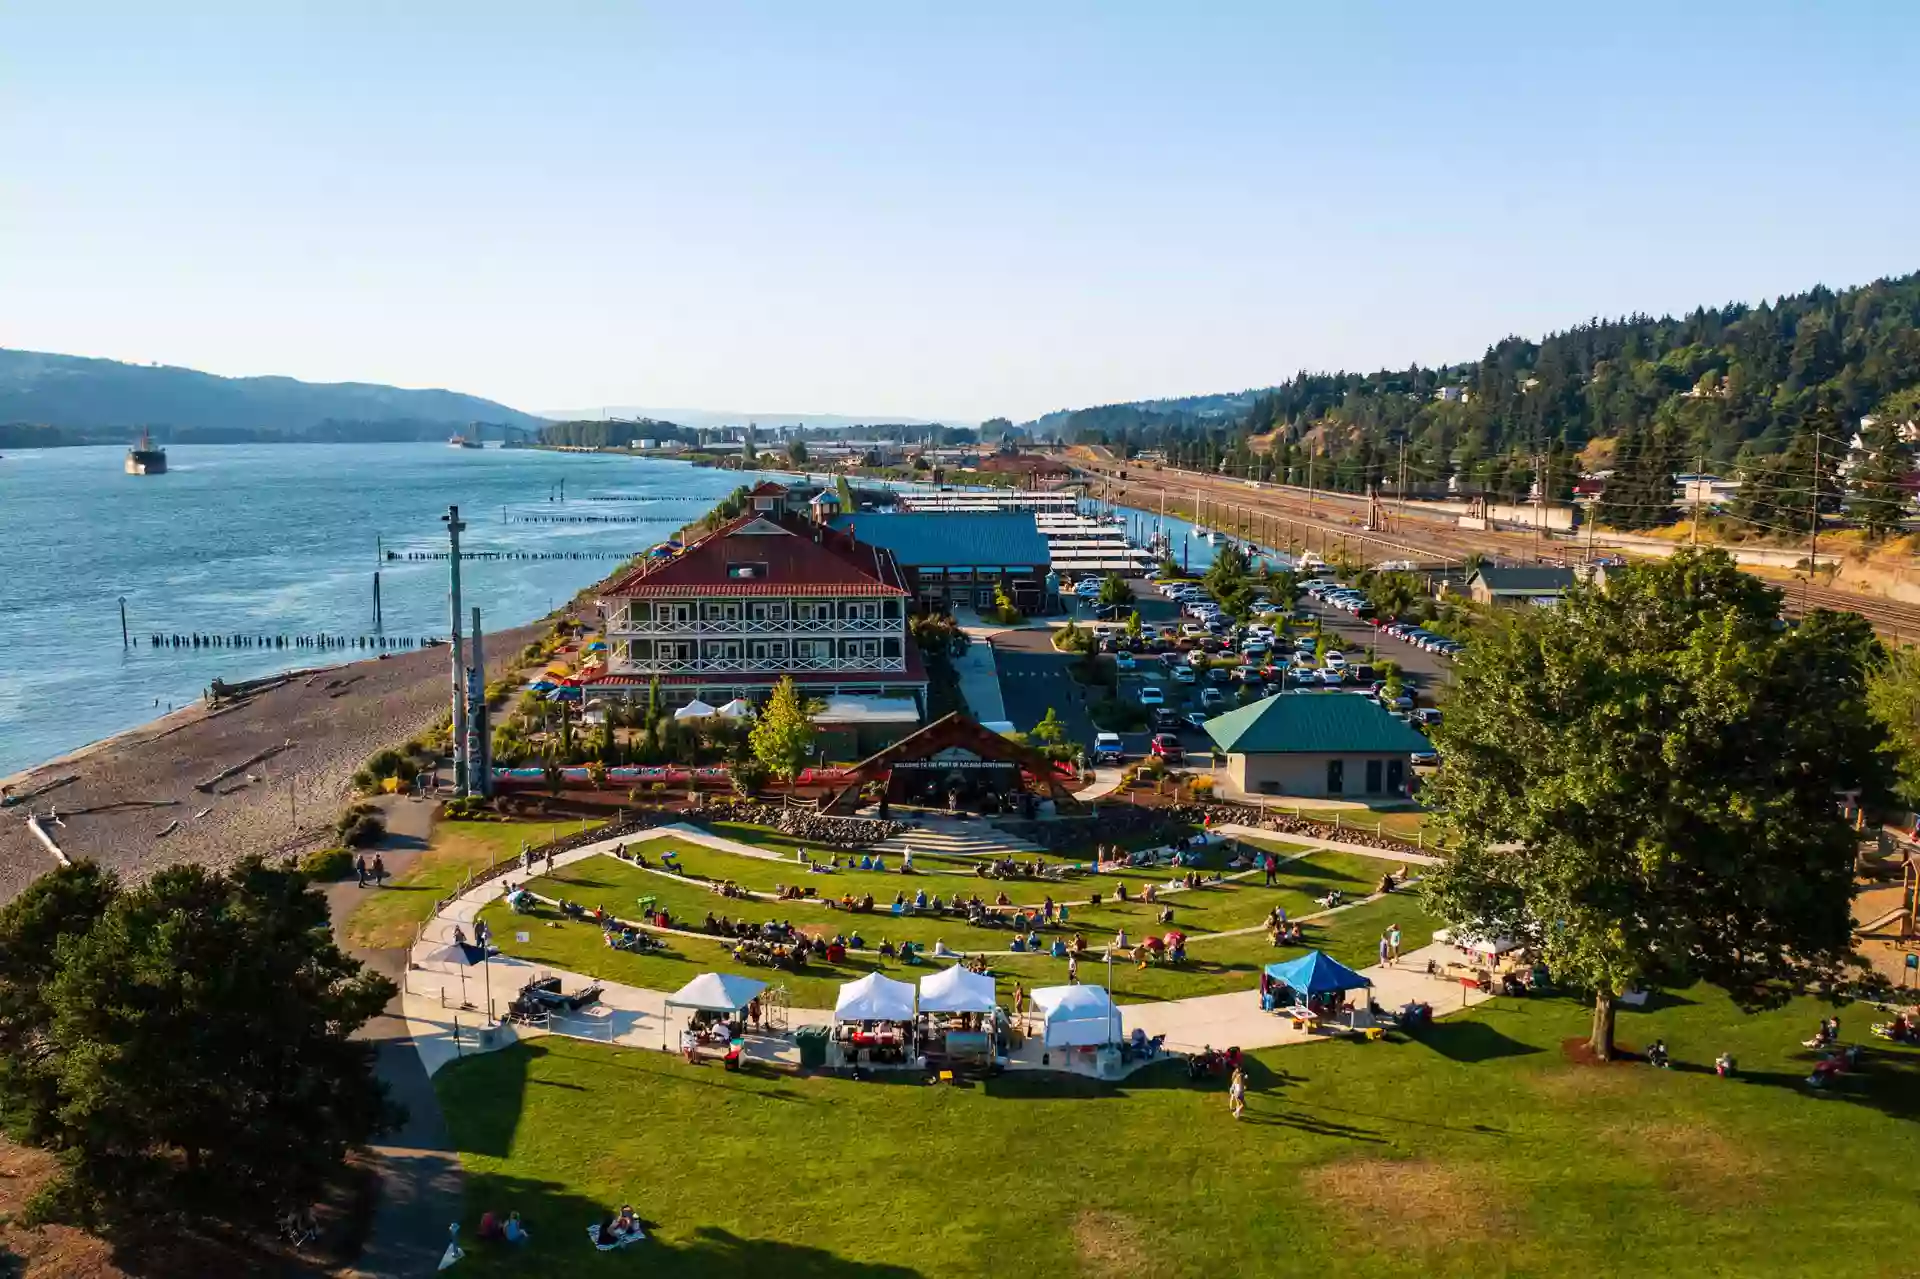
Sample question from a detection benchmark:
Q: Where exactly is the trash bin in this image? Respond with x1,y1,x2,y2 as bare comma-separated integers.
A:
794,1026,830,1069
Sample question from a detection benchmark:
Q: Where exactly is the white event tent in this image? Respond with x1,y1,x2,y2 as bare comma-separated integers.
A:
673,699,717,720
1030,984,1122,1047
717,698,754,719
918,964,998,1014
834,972,917,1022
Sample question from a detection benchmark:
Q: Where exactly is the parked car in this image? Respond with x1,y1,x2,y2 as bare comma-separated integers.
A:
1115,651,1136,671
1139,685,1165,706
1208,666,1233,685
1149,733,1185,762
1173,665,1198,684
1093,732,1125,765
1233,665,1260,683
1151,707,1182,731
1324,651,1348,671
1200,688,1227,711
1412,708,1444,728
1411,748,1440,766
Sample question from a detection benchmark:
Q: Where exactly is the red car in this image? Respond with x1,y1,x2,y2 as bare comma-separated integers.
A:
1150,733,1185,762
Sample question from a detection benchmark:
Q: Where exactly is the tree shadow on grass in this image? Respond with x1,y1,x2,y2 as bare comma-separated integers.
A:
1412,1019,1543,1064
1722,1046,1920,1123
456,1169,926,1277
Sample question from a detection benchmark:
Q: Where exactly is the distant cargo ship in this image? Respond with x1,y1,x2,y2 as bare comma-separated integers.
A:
448,434,482,449
125,431,167,475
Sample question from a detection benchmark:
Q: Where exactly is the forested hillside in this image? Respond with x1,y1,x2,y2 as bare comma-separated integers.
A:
1051,271,1920,526
0,349,545,442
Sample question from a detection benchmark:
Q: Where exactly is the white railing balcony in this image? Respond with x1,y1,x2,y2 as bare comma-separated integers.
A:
603,654,909,677
609,615,898,638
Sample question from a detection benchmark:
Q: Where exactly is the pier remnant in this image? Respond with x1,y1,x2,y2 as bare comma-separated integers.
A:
444,505,469,796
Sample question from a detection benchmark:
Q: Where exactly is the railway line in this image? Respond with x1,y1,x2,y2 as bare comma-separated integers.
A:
1069,456,1920,643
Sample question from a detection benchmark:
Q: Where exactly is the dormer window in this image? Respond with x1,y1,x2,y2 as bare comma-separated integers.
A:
726,562,768,579
754,497,775,511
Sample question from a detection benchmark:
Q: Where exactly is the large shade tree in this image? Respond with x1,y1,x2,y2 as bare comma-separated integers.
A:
0,857,397,1228
1421,549,1889,1058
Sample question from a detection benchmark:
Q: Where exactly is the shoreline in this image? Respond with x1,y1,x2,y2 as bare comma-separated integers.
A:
0,622,550,904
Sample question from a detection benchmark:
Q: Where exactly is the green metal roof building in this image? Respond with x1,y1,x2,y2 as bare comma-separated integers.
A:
1203,692,1430,800
831,512,1054,614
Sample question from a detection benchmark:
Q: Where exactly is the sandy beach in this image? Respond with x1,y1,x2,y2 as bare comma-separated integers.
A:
0,623,543,904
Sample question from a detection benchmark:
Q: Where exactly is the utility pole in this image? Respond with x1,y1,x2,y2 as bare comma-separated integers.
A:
1690,453,1702,548
1533,451,1544,564
1807,433,1821,610
1307,449,1317,509
443,505,469,797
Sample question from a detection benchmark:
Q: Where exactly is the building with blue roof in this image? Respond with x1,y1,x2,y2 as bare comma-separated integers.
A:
830,511,1054,614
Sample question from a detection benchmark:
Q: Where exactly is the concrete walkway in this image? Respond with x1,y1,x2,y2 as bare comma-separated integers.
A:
323,801,464,1279
955,639,1007,722
399,824,1489,1083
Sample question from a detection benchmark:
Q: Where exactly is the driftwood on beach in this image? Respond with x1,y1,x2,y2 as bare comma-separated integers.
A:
193,742,295,794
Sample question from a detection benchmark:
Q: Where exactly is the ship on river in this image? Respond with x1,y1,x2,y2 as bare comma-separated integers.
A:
125,430,166,475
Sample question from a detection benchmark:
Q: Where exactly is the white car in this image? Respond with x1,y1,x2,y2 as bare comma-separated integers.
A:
1248,625,1275,641
1173,665,1198,684
1324,651,1348,670
1139,685,1165,706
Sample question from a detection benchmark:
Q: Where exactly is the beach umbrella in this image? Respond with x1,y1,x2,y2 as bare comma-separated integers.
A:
674,699,717,720
585,641,608,651
529,680,557,692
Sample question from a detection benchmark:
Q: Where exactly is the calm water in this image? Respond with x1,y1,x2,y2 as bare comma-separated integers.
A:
0,444,766,777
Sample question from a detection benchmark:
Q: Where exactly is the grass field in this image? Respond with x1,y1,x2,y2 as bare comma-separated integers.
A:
472,834,1435,1006
345,816,601,950
436,987,1920,1278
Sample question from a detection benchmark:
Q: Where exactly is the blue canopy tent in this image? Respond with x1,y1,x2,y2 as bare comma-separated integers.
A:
1262,950,1370,1012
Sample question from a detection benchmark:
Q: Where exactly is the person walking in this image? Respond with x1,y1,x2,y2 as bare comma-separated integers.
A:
1229,1065,1247,1120
1067,953,1080,985
355,855,369,888
372,853,388,888
545,848,555,875
1011,982,1025,1030
1377,932,1390,967
1263,853,1277,887
1387,923,1402,964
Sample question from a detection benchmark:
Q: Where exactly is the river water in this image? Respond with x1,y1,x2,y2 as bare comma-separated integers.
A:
0,444,768,778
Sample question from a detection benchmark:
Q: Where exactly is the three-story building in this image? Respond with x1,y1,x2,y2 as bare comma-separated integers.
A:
587,483,928,715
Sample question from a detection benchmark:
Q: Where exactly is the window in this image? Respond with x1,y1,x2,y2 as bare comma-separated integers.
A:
796,640,830,661
658,641,692,661
750,602,788,623
1387,758,1405,795
1365,759,1383,795
797,601,833,622
845,601,879,622
664,602,694,624
845,639,879,662
705,641,742,662
753,497,774,511
726,562,768,580
1326,759,1345,795
749,640,788,661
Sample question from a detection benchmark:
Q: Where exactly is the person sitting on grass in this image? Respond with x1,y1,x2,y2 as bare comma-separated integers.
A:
1116,882,1129,902
504,1212,529,1245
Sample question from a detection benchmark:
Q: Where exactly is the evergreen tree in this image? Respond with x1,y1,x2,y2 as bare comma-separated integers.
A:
0,859,396,1228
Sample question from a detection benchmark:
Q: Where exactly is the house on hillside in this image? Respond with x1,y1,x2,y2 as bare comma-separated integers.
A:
1203,694,1430,799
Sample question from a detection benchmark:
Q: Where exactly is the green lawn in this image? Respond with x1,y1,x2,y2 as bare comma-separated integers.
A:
345,816,601,950
436,988,1920,1278
474,836,1433,1006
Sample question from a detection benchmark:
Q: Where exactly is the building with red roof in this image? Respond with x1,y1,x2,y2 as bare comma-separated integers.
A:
591,483,928,720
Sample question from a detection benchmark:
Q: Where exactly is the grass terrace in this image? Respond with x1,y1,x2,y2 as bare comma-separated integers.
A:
436,988,1920,1278
474,834,1431,1005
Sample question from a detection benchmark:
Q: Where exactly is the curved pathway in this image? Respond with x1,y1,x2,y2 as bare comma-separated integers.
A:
398,823,1487,1085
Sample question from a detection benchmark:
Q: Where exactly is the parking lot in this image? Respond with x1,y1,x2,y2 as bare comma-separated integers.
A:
1043,573,1458,763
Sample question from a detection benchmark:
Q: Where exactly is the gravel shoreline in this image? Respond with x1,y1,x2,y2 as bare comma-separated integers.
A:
0,623,544,904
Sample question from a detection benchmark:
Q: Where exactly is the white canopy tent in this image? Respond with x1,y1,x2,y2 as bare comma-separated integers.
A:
918,964,998,1014
665,972,767,1013
716,698,754,720
834,972,917,1023
1030,984,1122,1047
1432,927,1523,958
673,699,717,721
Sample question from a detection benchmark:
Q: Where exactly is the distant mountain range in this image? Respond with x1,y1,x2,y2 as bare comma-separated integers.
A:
539,405,959,433
0,349,546,446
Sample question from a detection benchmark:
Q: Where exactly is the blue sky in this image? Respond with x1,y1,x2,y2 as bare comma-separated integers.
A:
2,2,1916,422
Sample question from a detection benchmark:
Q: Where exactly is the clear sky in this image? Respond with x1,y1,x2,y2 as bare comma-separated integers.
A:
2,2,1916,423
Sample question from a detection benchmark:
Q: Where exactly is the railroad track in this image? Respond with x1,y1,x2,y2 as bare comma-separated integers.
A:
1072,458,1920,642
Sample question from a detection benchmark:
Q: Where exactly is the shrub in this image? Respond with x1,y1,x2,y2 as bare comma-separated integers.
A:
350,769,378,795
335,803,387,848
298,846,354,881
1189,775,1215,795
